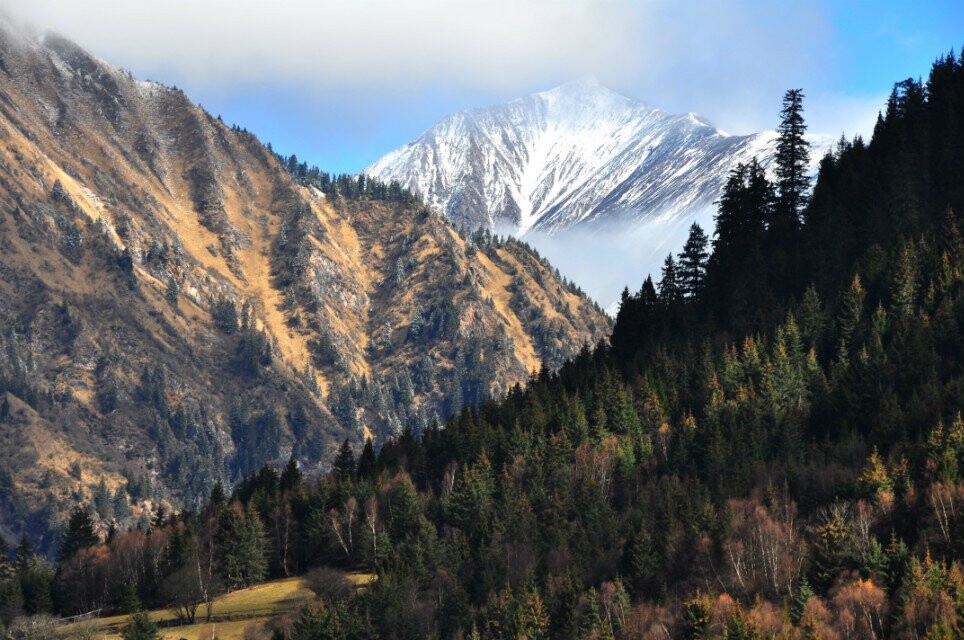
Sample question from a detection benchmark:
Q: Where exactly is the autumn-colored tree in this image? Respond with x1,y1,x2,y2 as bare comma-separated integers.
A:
516,587,550,640
680,591,713,640
812,504,852,592
830,575,887,640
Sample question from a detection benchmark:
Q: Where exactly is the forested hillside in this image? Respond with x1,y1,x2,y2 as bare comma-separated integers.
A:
4,51,962,640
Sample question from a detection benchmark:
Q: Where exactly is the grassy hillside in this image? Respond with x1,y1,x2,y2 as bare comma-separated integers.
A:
60,576,314,640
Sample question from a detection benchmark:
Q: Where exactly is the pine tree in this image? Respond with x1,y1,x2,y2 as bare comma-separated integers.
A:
215,504,267,589
18,557,52,615
791,576,814,624
209,482,227,509
243,504,268,584
121,610,161,640
713,159,774,258
775,88,811,224
836,275,866,366
709,158,774,325
211,296,238,334
680,592,712,640
0,573,24,622
797,284,824,347
215,507,244,588
659,254,682,304
112,487,133,519
812,504,850,592
94,478,113,519
58,507,98,562
623,528,660,598
357,438,377,480
724,608,763,640
280,455,302,492
333,439,356,481
165,277,180,307
640,276,659,310
14,536,32,573
578,587,611,640
746,157,778,228
892,242,918,318
679,223,709,298
884,533,911,594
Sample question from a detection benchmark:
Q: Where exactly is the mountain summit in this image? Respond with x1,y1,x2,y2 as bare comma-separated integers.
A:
366,80,832,237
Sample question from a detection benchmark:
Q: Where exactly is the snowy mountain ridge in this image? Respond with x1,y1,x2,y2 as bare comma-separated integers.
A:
366,78,832,237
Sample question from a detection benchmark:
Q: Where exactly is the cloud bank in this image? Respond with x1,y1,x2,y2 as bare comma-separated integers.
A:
2,0,881,137
6,0,642,92
527,208,719,313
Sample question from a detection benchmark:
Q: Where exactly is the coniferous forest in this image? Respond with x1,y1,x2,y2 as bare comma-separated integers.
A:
4,52,964,640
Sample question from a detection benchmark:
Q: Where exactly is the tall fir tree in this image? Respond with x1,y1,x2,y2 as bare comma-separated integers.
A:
356,438,377,480
713,159,774,258
243,504,268,584
679,223,709,298
14,535,33,573
57,508,98,562
516,588,550,640
680,592,712,640
836,274,866,366
775,88,811,225
215,504,267,589
279,455,303,492
659,254,682,304
709,158,775,327
639,276,659,311
333,439,356,481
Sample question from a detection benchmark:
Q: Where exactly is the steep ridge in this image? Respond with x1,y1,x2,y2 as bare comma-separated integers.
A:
0,21,609,548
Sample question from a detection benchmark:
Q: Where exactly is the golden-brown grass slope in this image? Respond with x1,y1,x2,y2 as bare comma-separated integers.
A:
0,20,609,547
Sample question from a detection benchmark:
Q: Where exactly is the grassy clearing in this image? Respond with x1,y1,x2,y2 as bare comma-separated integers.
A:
141,617,263,640
62,577,306,640
59,574,363,640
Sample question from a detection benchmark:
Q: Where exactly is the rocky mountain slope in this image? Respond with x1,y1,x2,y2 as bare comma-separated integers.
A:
0,20,609,549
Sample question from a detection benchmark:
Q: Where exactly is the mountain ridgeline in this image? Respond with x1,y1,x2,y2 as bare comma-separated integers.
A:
0,22,609,551
6,52,964,639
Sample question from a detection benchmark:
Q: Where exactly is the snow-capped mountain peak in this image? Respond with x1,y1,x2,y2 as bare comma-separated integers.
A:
366,80,805,237
365,81,832,305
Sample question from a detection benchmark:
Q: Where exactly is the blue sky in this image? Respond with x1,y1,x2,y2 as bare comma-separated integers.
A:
824,0,963,91
5,0,963,174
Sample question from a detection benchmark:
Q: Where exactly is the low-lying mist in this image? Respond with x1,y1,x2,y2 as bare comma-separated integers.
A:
521,208,716,314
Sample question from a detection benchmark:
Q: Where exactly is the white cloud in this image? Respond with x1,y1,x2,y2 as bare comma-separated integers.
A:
805,92,887,142
4,0,646,92
527,207,718,312
1,0,884,150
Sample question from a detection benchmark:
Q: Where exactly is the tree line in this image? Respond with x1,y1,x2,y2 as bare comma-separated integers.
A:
277,152,418,205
